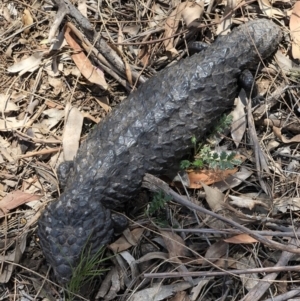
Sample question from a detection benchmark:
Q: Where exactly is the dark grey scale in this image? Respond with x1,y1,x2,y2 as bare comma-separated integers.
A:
38,19,282,284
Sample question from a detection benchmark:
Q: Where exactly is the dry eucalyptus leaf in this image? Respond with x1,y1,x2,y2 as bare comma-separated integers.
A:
161,231,189,257
0,234,27,283
64,26,108,90
224,234,258,244
202,183,225,212
235,256,260,290
149,3,166,28
181,0,204,27
204,240,228,265
273,126,300,143
216,0,236,35
231,90,246,147
62,106,84,161
274,197,300,213
7,51,44,75
290,1,300,59
0,117,24,131
48,76,64,95
130,282,193,301
164,1,204,54
78,0,87,17
109,228,144,253
22,9,33,34
0,190,41,217
213,167,253,192
41,108,64,130
0,94,19,113
257,0,284,17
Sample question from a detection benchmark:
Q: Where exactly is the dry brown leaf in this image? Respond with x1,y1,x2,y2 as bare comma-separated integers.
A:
78,0,87,17
274,197,300,213
41,108,65,130
187,168,238,189
202,183,225,212
64,26,108,90
0,94,19,113
109,228,144,253
63,105,84,161
48,76,64,95
213,167,253,192
231,90,246,147
7,51,44,75
216,0,236,35
130,282,193,301
0,234,27,283
161,231,189,257
0,191,41,218
275,50,299,74
257,0,285,18
22,9,33,34
95,96,111,113
164,1,204,54
235,256,260,290
290,2,300,59
273,126,300,143
204,240,228,265
181,0,204,27
224,234,258,244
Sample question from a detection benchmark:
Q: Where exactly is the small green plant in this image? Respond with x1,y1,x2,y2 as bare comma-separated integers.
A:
147,190,172,216
180,114,241,170
181,145,241,170
212,114,233,135
65,243,111,300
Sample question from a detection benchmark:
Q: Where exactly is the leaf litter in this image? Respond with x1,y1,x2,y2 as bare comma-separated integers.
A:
1,0,300,300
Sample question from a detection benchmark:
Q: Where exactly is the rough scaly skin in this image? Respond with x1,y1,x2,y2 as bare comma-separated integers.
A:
38,19,282,283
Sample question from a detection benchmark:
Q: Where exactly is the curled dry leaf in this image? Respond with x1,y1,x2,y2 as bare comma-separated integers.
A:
22,9,33,34
164,1,204,55
224,234,258,244
257,0,285,18
64,26,108,90
62,105,84,161
290,1,300,60
273,126,300,143
7,51,44,75
109,228,144,253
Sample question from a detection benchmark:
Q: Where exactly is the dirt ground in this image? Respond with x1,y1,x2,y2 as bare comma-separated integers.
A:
1,0,300,300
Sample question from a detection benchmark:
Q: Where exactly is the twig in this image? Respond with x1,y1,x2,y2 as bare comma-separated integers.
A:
144,265,300,278
159,228,300,238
